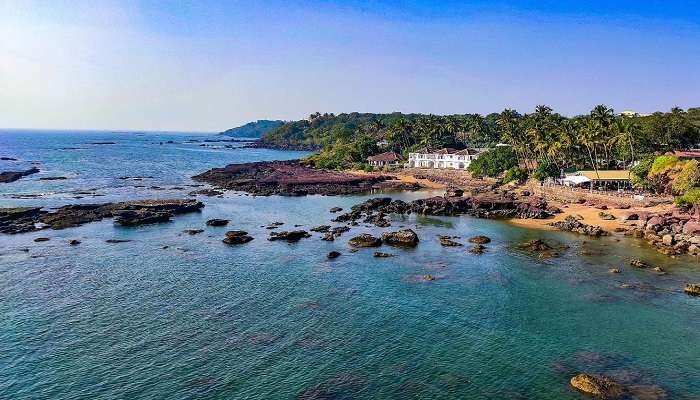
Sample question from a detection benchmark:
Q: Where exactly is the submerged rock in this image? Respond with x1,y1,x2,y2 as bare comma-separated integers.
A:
183,229,204,235
439,236,462,247
268,230,311,243
381,229,419,247
469,244,486,254
68,239,81,246
310,225,331,233
329,207,343,213
570,373,626,399
33,237,49,242
422,274,436,281
321,232,335,241
223,230,254,244
373,252,394,258
0,167,40,183
348,234,382,248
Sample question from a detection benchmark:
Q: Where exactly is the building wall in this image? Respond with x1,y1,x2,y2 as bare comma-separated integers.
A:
407,152,478,170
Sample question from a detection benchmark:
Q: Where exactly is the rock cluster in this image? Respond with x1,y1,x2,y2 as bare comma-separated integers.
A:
622,205,700,256
0,199,204,233
684,283,700,296
549,215,609,237
335,193,556,226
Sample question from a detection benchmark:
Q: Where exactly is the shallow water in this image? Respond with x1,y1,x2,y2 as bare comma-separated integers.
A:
1,131,699,399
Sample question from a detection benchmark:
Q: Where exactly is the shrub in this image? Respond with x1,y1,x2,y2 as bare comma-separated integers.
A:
649,155,680,174
502,167,529,184
468,147,517,178
672,160,700,195
630,156,654,189
675,187,700,206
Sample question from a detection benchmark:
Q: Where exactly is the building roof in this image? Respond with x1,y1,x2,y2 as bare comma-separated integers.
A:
672,150,700,159
367,152,400,162
411,147,482,155
574,170,631,181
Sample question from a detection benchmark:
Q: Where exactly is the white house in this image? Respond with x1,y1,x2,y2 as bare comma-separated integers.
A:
407,148,483,170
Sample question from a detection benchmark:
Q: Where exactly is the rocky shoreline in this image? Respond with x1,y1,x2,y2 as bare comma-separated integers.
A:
621,205,700,257
192,160,413,196
241,141,323,151
0,199,203,234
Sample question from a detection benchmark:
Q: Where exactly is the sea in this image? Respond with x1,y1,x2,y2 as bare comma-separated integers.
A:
1,130,699,399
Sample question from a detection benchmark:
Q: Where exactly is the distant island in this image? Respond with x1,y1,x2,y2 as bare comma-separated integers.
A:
219,120,284,138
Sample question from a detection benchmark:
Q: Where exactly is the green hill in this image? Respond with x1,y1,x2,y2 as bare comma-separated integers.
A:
220,120,284,138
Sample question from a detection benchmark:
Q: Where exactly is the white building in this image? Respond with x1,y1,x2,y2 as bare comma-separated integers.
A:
407,148,483,170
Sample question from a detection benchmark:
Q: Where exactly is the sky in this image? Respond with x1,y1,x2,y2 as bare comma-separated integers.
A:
1,0,699,132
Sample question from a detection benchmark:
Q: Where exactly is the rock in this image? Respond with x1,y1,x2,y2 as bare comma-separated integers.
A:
469,244,486,254
373,252,394,257
268,230,311,243
223,230,254,244
682,220,700,234
684,283,700,296
609,268,621,273
662,234,674,246
570,373,626,399
329,207,343,213
598,211,616,220
439,236,463,247
630,259,651,269
33,237,49,242
327,251,341,259
381,229,419,247
348,234,382,248
206,218,229,227
422,274,435,281
468,235,491,244
0,167,40,183
68,239,81,245
106,239,131,243
653,266,665,272
183,229,204,235
445,188,464,197
622,213,639,221
188,188,224,197
321,232,335,241
310,225,331,233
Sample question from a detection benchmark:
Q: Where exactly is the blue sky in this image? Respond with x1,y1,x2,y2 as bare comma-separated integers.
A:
1,0,698,131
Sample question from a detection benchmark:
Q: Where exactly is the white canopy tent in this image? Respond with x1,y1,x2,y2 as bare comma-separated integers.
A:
559,175,591,186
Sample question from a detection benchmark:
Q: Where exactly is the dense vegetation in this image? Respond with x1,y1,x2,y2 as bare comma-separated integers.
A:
220,120,284,138
263,107,700,173
263,106,700,201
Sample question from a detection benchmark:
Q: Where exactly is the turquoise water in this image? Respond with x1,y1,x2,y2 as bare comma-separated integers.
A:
1,131,699,399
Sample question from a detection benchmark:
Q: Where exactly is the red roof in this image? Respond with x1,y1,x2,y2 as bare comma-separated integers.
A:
672,151,700,158
367,152,400,162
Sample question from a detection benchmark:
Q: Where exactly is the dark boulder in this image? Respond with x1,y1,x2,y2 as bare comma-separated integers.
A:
327,251,341,259
0,167,40,183
206,218,229,227
114,209,171,226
